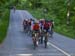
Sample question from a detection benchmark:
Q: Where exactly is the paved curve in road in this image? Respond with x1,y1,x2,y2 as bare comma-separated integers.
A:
0,10,75,56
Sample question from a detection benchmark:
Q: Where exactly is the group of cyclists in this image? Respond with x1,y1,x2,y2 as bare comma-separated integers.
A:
23,18,54,49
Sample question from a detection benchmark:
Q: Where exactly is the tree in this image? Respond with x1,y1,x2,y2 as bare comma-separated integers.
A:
29,0,42,9
66,0,71,26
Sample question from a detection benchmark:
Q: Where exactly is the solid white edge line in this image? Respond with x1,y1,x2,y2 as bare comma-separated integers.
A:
16,54,32,56
47,42,71,56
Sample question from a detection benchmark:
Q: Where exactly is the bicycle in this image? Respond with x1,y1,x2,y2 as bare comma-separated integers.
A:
43,30,48,48
32,31,39,49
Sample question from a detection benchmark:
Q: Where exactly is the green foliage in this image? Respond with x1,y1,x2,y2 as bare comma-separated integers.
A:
0,0,75,42
28,4,75,39
0,9,9,43
29,0,42,8
0,0,11,43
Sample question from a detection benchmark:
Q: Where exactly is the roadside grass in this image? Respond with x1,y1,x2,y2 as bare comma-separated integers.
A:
55,25,75,39
0,9,9,43
28,9,75,39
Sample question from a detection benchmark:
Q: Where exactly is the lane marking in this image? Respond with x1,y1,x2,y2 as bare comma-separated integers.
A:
34,53,65,55
16,54,32,56
16,53,65,56
47,42,71,56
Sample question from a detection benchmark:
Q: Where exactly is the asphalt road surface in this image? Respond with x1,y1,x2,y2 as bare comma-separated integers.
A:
0,10,75,56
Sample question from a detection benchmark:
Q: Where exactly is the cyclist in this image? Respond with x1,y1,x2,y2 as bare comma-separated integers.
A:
32,21,40,49
47,20,53,37
43,20,50,48
23,19,28,31
30,19,35,33
39,19,45,44
27,19,32,34
13,6,16,13
49,20,54,37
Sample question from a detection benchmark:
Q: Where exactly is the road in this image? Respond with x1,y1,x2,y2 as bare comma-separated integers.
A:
0,10,75,56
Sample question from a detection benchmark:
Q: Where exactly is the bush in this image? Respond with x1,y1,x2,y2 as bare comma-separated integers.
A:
0,9,9,43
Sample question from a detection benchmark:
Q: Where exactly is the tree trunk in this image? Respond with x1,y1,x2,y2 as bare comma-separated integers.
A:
66,0,71,26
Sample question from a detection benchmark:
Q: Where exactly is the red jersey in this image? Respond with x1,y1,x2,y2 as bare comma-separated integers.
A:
33,24,39,30
48,22,52,26
44,22,49,29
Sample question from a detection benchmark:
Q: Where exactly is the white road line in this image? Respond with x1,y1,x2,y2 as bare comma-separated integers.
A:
35,53,65,55
16,53,65,56
16,54,32,56
47,42,71,56
70,53,75,56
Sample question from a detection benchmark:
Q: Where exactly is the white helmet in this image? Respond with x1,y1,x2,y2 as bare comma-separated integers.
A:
40,19,45,21
34,20,39,24
25,19,28,21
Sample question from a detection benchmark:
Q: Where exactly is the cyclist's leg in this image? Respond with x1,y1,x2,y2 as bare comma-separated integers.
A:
32,31,37,49
40,30,43,44
44,30,48,48
44,33,47,48
50,27,53,37
36,31,39,46
13,8,15,13
32,37,36,49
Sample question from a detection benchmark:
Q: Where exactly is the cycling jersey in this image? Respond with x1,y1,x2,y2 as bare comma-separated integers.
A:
48,22,52,26
44,22,49,30
23,20,27,26
33,24,40,31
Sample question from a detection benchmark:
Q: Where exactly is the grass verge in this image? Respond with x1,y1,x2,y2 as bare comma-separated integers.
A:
0,9,10,43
